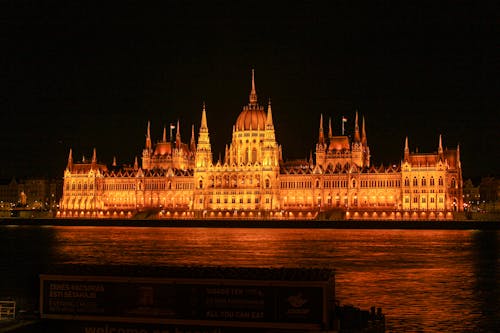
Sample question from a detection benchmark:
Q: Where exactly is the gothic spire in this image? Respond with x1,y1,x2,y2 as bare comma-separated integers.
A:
176,120,181,148
318,114,325,145
328,117,332,138
438,134,443,155
66,148,73,171
162,125,167,142
91,148,97,164
190,124,196,151
201,102,208,130
249,69,257,104
134,156,138,170
112,156,117,167
145,121,152,149
354,110,361,142
404,136,409,161
266,98,274,127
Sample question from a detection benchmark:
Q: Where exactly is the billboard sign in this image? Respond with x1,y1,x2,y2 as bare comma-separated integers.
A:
40,274,333,330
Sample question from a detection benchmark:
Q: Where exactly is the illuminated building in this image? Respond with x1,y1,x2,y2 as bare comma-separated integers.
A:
58,70,463,220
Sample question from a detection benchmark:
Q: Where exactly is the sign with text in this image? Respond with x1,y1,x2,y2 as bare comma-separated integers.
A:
40,274,333,330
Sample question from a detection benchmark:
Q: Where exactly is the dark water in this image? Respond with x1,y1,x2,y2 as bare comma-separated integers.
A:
1,225,499,332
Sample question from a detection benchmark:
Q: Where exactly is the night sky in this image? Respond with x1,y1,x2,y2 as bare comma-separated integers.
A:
1,1,498,180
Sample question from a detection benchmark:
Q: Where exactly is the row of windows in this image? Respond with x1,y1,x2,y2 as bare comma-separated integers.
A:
103,183,136,191
200,179,270,189
405,197,444,204
323,180,349,188
359,180,401,188
209,197,260,204
280,181,313,189
67,183,94,191
212,191,260,195
404,177,449,187
175,183,193,190
68,182,194,192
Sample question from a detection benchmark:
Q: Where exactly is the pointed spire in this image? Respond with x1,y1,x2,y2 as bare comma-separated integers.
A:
145,121,152,149
438,134,443,155
328,117,332,138
91,148,97,164
404,136,410,161
112,156,117,167
162,125,167,142
134,156,138,170
190,124,196,151
66,148,73,171
319,114,325,145
354,110,361,142
249,69,257,104
266,99,274,126
175,120,181,148
309,150,313,166
201,102,208,130
225,144,229,164
361,116,367,145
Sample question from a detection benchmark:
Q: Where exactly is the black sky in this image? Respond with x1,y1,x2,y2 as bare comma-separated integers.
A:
1,1,498,180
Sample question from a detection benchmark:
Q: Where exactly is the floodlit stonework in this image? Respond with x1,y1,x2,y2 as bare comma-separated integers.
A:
58,70,463,220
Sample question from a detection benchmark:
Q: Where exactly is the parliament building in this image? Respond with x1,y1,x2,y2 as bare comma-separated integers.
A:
58,71,463,220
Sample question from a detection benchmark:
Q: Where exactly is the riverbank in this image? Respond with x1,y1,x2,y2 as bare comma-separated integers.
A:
1,217,499,229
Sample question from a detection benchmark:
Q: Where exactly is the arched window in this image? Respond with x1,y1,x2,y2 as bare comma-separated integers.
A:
265,179,270,188
413,177,418,186
430,177,435,186
422,177,426,186
352,179,356,188
438,177,443,186
252,148,257,163
404,178,409,186
199,180,203,189
315,179,320,188
451,178,456,188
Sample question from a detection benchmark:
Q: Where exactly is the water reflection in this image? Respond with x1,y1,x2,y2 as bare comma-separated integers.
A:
1,226,499,332
472,230,500,332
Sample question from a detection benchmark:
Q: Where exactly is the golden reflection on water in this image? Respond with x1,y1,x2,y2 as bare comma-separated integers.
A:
49,227,498,332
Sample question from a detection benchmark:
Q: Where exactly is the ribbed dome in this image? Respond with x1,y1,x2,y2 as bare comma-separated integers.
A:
154,142,172,156
328,136,350,151
235,105,266,131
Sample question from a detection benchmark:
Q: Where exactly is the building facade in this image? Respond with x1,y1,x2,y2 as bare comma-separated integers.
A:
58,71,463,220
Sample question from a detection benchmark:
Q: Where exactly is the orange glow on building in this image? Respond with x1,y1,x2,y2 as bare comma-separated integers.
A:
58,70,463,220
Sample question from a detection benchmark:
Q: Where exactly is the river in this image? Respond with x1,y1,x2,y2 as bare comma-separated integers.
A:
1,225,498,332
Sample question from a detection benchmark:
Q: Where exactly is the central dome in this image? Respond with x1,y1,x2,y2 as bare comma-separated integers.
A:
235,105,266,131
235,69,266,131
